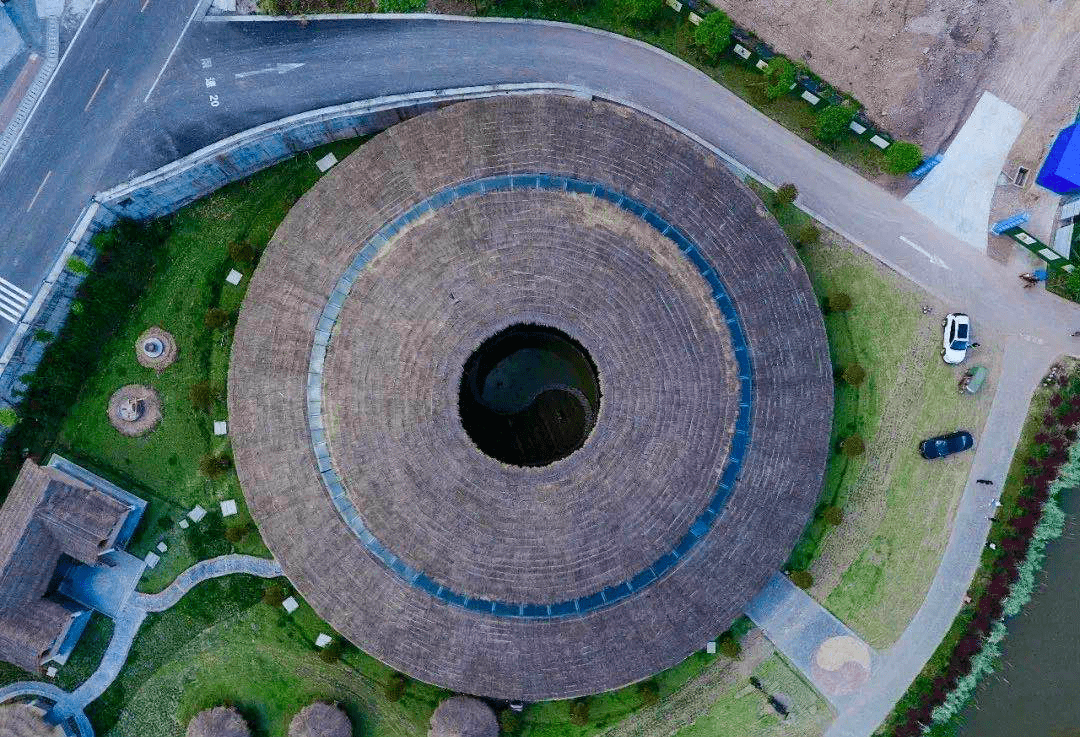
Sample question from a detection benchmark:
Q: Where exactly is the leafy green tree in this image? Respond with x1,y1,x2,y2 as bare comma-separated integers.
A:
815,105,855,146
693,11,733,59
841,363,866,386
717,632,741,658
617,0,662,26
773,182,798,207
764,57,795,100
884,141,923,175
826,292,853,313
0,409,16,429
795,221,821,247
569,700,591,726
378,0,426,11
840,434,865,457
789,570,813,589
823,505,844,526
384,673,407,702
263,584,287,606
637,680,660,705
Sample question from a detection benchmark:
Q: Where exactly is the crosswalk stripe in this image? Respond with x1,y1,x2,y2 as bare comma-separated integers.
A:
0,302,23,325
0,276,30,300
0,289,27,314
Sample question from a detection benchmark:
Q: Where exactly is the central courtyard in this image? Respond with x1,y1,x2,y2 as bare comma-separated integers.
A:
228,94,833,701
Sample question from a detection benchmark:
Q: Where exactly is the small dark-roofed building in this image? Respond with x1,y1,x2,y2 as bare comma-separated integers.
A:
0,459,134,674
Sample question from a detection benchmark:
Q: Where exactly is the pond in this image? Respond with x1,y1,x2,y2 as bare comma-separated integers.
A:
959,488,1080,737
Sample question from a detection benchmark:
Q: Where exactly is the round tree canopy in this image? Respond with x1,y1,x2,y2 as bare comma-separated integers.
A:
186,707,250,737
288,702,352,737
428,697,498,737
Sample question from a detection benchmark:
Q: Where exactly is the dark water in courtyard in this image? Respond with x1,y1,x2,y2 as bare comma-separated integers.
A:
958,488,1080,737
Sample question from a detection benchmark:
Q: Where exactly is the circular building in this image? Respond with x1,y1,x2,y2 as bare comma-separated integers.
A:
229,94,832,700
0,703,64,737
186,706,250,737
288,702,351,737
429,697,498,737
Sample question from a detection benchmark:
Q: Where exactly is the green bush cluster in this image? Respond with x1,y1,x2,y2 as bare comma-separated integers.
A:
568,699,590,726
0,409,16,429
0,219,169,502
384,672,407,702
884,141,923,175
772,182,798,208
378,0,426,11
815,105,855,146
692,10,733,59
66,257,91,276
616,0,662,25
840,433,865,457
841,363,866,386
789,569,813,589
764,57,795,100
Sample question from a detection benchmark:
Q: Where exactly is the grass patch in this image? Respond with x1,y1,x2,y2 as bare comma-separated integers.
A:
750,181,997,647
475,0,888,178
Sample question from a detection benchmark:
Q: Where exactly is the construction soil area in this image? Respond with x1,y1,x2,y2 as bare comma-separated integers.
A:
708,0,1080,169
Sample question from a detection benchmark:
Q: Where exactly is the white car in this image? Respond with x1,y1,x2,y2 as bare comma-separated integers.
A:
941,313,971,365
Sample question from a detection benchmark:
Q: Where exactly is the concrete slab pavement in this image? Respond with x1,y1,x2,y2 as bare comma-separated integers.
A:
905,92,1027,252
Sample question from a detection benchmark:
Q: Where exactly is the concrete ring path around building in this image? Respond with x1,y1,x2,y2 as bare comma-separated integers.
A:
228,94,833,701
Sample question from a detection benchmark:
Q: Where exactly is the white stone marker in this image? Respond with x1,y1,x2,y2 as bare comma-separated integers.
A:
144,552,160,568
188,505,207,523
179,519,190,529
156,542,168,553
226,269,244,285
706,641,717,654
282,596,299,613
315,634,333,648
221,499,238,517
214,420,228,436
46,666,58,677
316,152,338,172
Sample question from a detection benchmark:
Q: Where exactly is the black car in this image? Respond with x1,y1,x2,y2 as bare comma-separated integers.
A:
919,431,974,459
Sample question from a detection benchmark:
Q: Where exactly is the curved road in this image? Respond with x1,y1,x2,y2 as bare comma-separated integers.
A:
0,7,1076,737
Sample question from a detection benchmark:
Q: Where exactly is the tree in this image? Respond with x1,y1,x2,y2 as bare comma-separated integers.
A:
840,434,865,457
773,182,798,207
189,381,221,413
225,523,250,543
717,632,741,659
841,363,866,386
263,584,287,606
1066,269,1080,302
764,57,795,100
378,0,426,10
795,221,820,248
884,141,923,175
789,570,813,589
569,700,590,726
826,292,853,313
617,0,662,25
0,409,16,429
384,673,407,702
637,679,660,705
228,241,255,264
823,505,844,526
198,451,233,479
204,307,231,330
693,11,733,59
815,105,855,146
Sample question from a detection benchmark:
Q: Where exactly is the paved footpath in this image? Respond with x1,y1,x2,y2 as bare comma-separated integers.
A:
0,554,282,735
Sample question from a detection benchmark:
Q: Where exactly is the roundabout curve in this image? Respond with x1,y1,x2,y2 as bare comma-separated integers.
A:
228,93,832,700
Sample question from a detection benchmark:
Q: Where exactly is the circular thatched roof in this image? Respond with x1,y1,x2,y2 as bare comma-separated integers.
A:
186,706,250,737
428,697,498,737
229,94,832,699
288,702,351,737
0,703,64,737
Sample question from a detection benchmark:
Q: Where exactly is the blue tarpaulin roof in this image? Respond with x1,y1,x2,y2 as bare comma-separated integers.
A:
1037,124,1080,194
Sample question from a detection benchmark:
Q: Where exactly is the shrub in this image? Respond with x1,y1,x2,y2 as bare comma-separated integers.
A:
789,569,813,589
189,381,222,413
199,451,233,479
841,363,866,386
498,709,523,735
0,409,16,429
66,257,91,275
204,308,231,330
717,632,741,659
815,105,855,146
70,301,84,315
764,57,796,100
378,0,426,11
319,640,343,662
840,434,866,457
823,505,844,526
569,700,590,726
616,0,662,26
773,183,798,207
263,584,287,606
693,11,733,59
827,292,853,313
884,141,923,175
34,329,54,342
228,241,256,264
384,673,406,702
795,221,820,248
637,679,660,705
224,523,250,543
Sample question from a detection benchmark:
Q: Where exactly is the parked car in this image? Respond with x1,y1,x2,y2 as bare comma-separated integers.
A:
941,313,971,364
919,430,974,460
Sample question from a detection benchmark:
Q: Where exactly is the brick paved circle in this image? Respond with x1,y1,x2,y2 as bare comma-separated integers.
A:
229,95,833,700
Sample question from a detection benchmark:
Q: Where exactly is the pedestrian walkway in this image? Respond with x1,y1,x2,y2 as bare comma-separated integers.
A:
1,554,282,736
0,14,55,169
746,572,878,710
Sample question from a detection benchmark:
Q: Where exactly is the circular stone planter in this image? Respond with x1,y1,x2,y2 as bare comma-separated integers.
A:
229,95,833,700
135,327,178,371
108,384,161,437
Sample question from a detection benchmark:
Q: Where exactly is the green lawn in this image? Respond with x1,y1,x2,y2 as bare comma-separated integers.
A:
751,184,997,648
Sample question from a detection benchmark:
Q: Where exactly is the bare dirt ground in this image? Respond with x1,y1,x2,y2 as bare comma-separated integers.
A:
707,0,1080,165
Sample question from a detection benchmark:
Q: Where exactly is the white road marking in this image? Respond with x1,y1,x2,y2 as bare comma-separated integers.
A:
0,278,31,325
83,68,110,112
140,0,150,11
234,62,305,78
899,235,950,269
26,170,52,212
144,0,204,103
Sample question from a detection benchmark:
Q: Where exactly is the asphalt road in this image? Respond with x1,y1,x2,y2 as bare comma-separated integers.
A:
0,11,1077,735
